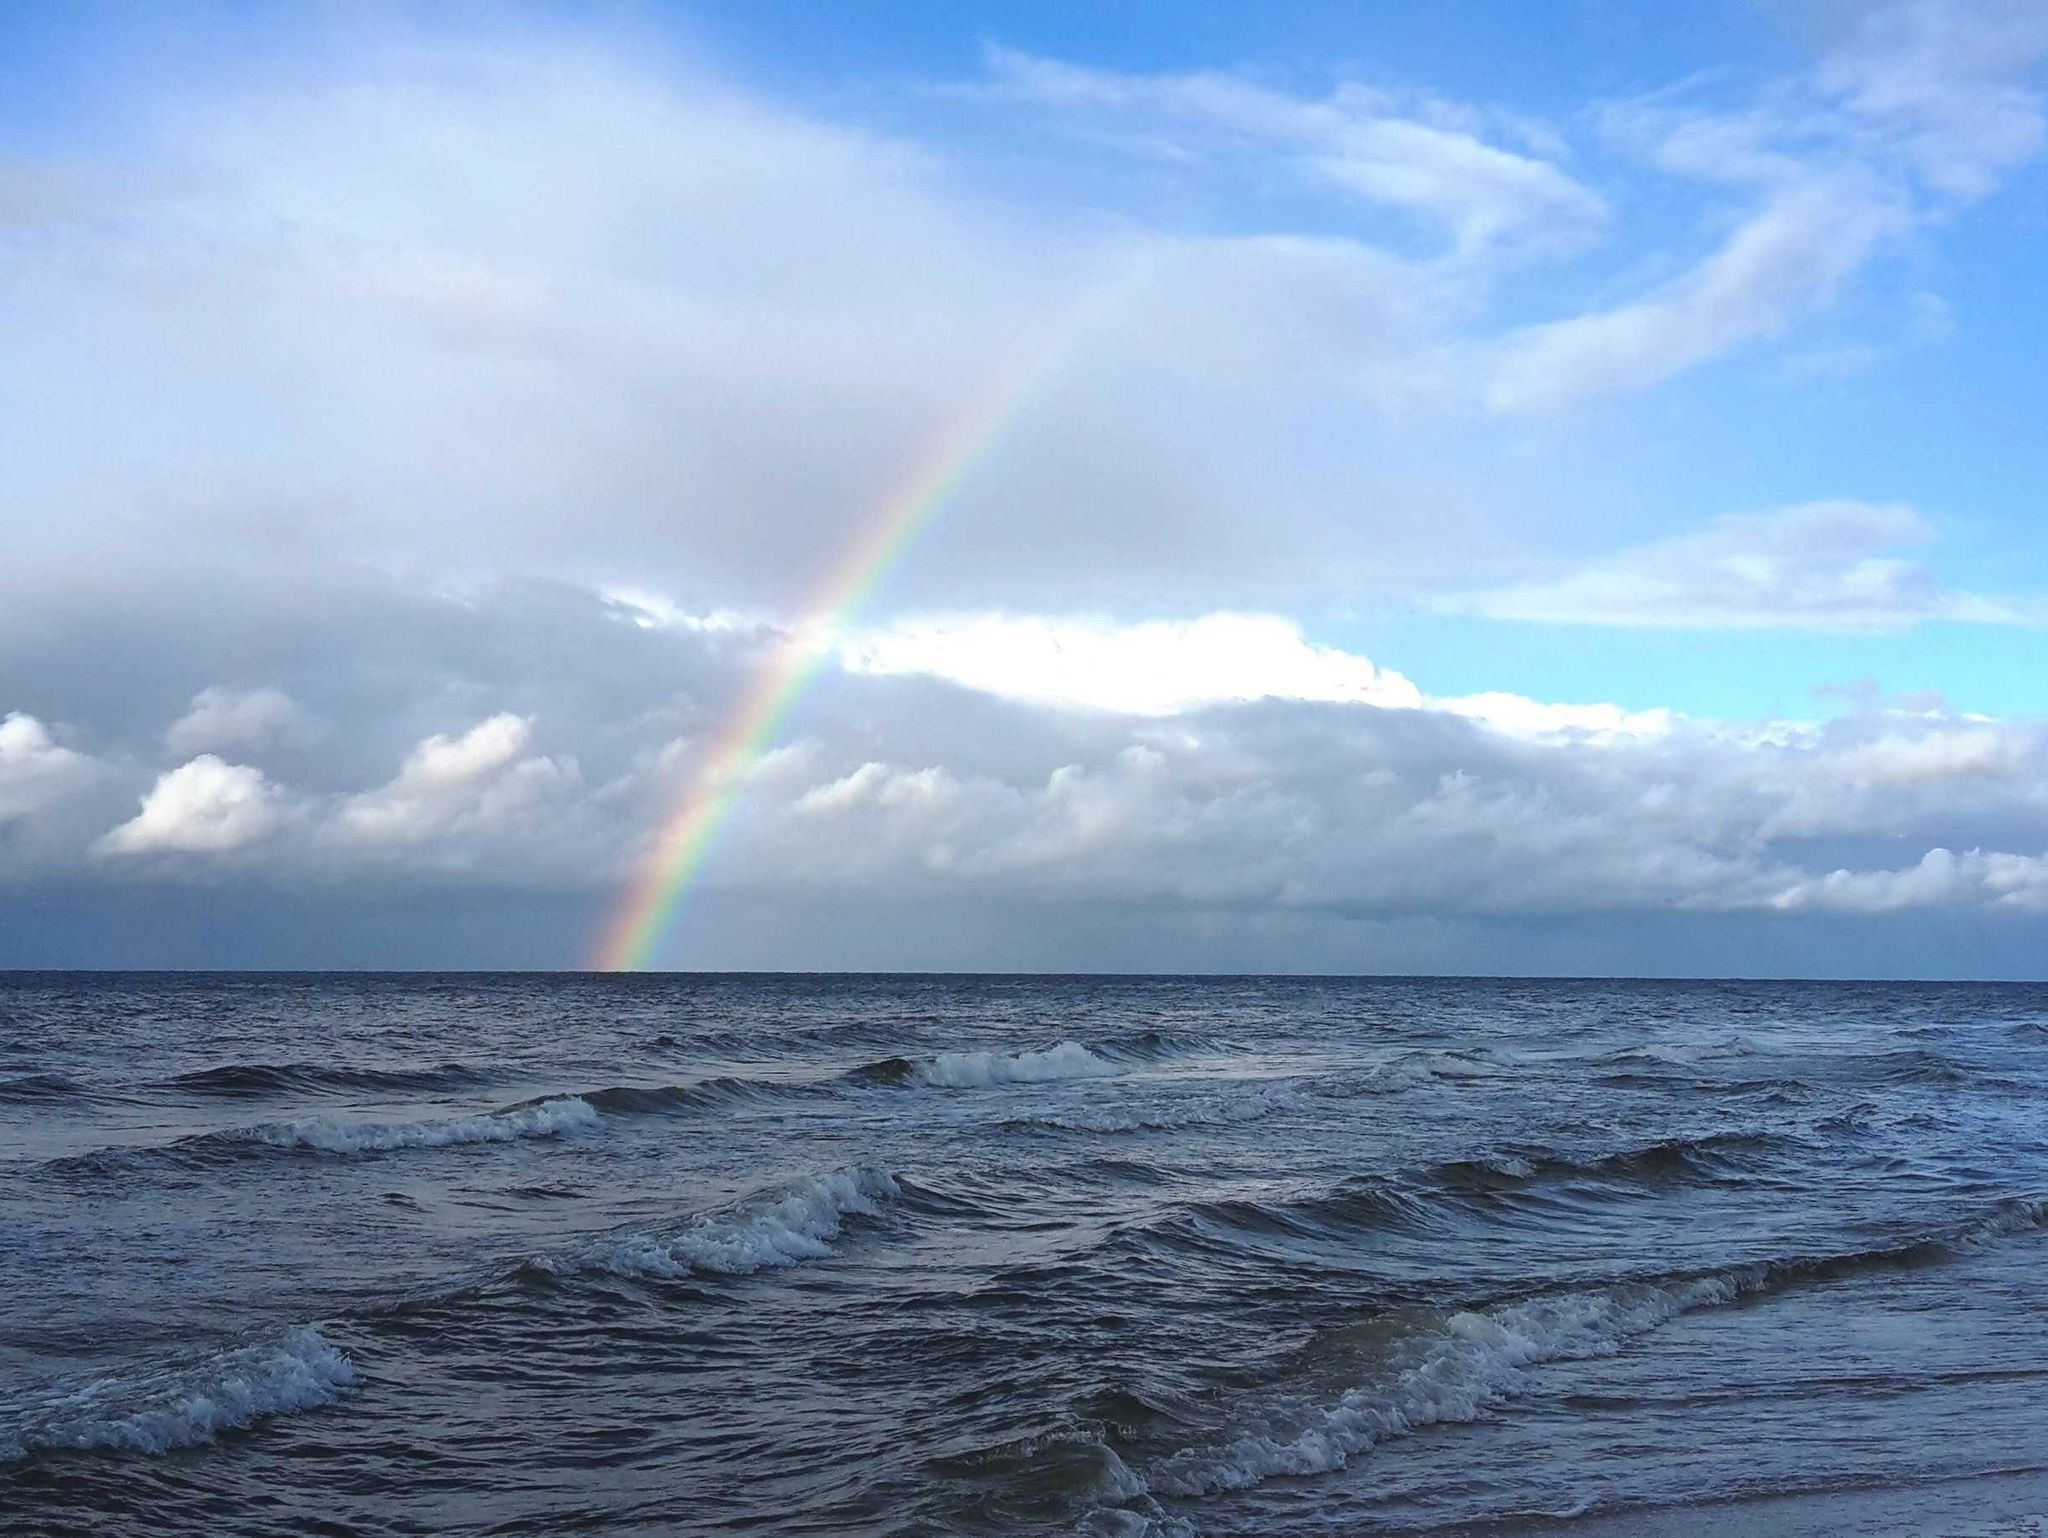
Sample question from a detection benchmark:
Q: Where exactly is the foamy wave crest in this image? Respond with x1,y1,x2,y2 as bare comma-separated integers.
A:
914,1041,1125,1089
2,1327,357,1460
254,1096,599,1155
1145,1195,2048,1500
1152,1277,1732,1497
547,1167,899,1280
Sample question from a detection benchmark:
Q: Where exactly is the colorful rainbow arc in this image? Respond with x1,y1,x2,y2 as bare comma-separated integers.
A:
589,330,1087,972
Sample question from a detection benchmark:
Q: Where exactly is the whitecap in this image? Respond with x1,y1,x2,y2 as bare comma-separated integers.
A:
915,1042,1124,1088
547,1167,899,1280
253,1096,599,1154
3,1326,357,1460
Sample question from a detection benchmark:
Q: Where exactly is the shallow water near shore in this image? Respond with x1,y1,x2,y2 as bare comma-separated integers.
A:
4,973,2047,1536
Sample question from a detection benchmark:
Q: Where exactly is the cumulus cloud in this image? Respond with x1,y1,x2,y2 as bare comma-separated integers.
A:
0,713,96,823
1,572,2044,966
97,756,287,855
1438,501,2041,632
736,695,2048,923
1772,846,2048,913
166,687,313,758
337,713,577,850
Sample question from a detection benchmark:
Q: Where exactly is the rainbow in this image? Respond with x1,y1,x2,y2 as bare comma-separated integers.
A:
589,333,1085,972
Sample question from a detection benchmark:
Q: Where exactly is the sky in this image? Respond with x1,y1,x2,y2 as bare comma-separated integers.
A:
3,0,2048,975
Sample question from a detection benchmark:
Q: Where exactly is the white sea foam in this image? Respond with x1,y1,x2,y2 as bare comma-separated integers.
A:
3,1326,357,1459
914,1041,1124,1088
552,1167,899,1279
254,1096,599,1154
1150,1272,1746,1497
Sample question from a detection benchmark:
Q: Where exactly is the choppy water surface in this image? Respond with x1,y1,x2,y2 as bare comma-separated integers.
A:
5,974,2048,1536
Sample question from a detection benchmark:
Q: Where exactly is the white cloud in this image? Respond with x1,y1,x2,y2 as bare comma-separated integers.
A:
841,611,1426,716
0,712,96,822
1818,0,2048,200
1,580,2045,942
979,46,1607,262
1484,182,1908,412
1431,693,1675,741
166,686,313,757
838,610,1679,743
337,713,577,849
0,7,2037,625
96,756,286,855
2,11,2047,964
1771,845,2048,913
1438,501,2040,632
1483,1,2048,413
741,699,2048,923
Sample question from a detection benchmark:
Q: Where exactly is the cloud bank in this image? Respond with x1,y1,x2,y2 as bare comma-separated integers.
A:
8,577,2046,969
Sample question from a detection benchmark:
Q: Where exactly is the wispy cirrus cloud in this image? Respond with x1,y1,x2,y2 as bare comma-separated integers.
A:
974,45,1608,264
1484,0,2048,412
1436,501,2045,633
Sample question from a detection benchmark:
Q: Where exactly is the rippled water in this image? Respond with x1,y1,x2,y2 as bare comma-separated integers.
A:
5,974,2048,1536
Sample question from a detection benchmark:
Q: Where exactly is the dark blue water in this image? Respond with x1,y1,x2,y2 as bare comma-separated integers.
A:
4,974,2048,1536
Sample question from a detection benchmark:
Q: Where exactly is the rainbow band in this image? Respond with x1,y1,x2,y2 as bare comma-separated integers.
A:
589,334,1082,972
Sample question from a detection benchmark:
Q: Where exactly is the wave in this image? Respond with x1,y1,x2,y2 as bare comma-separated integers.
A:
1002,1086,1297,1136
1128,1195,2048,1504
1314,1052,1497,1096
1022,1055,1475,1124
1856,1047,1973,1085
0,1072,87,1102
247,1097,599,1155
561,1076,816,1118
536,1167,899,1281
1166,1130,1790,1248
853,1040,1129,1090
1424,1131,1787,1193
156,1060,491,1098
46,1097,600,1174
1,1326,357,1461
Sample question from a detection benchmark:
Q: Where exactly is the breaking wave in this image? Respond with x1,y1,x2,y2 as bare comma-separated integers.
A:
46,1097,601,1174
854,1041,1131,1089
2,1326,357,1461
1130,1195,2048,1503
537,1167,901,1280
249,1097,600,1155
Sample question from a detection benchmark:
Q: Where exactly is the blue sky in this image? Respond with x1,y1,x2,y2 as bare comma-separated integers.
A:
2,1,2047,971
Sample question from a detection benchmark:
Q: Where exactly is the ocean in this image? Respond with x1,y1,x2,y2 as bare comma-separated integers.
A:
3,973,2047,1536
